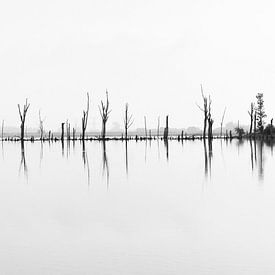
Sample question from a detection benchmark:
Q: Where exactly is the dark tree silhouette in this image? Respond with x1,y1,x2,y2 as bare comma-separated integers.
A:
163,115,169,140
207,96,213,140
18,99,30,142
66,120,71,140
61,122,65,142
38,110,45,140
99,91,111,140
196,84,208,139
248,103,255,136
220,107,226,137
124,103,134,140
235,126,245,138
81,92,90,141
253,111,257,134
144,116,147,138
157,116,160,138
256,93,266,134
1,120,4,141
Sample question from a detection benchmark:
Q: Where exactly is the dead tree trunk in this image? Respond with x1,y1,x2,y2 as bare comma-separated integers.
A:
248,103,254,136
1,120,4,141
18,99,30,142
163,115,169,140
99,91,111,140
81,92,90,141
157,116,160,138
61,123,65,141
39,110,45,140
254,112,257,135
220,107,226,137
144,116,147,138
66,120,71,140
196,84,208,139
124,103,134,140
207,96,213,140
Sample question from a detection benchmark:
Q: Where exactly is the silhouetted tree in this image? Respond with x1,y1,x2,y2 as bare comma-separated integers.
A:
38,110,45,140
248,103,255,136
72,128,76,140
207,96,213,140
196,84,208,139
235,126,245,138
163,115,169,140
157,116,160,138
66,120,71,140
1,120,4,141
256,93,266,134
144,116,147,138
253,111,257,134
220,107,226,137
263,119,275,136
99,91,111,140
61,122,65,141
81,92,90,141
18,99,30,142
124,103,134,140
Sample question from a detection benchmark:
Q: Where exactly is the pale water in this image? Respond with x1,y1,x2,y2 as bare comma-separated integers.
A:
0,139,275,274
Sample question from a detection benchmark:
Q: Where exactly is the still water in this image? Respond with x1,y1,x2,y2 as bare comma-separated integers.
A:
0,139,275,274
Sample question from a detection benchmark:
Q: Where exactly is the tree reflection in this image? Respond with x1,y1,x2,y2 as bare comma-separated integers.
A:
249,139,265,182
82,141,91,186
19,142,28,179
102,141,109,187
258,140,264,181
249,139,254,171
61,140,64,157
125,141,129,175
203,140,208,177
203,139,213,178
39,141,44,168
164,139,169,161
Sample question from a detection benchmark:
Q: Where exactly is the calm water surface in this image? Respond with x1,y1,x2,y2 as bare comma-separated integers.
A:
0,139,275,274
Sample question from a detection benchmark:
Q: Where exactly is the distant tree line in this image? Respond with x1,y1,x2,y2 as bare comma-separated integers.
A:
2,87,273,143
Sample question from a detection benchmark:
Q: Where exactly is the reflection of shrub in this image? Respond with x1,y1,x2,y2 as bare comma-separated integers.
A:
263,124,275,135
235,127,245,138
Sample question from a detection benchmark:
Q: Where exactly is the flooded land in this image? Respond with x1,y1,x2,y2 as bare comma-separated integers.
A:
0,139,275,274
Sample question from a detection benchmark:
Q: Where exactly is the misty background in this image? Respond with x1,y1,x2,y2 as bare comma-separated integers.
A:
1,0,275,132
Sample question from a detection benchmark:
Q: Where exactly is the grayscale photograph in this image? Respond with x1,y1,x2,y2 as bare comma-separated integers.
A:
0,0,274,274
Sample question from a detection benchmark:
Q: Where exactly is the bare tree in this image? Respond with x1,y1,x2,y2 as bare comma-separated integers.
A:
157,116,160,138
73,128,76,140
144,116,147,138
196,84,208,139
1,120,4,141
39,110,45,140
81,92,90,141
248,103,255,136
61,122,65,142
254,112,257,135
207,96,213,140
124,103,134,140
163,115,169,140
99,91,111,140
18,99,30,142
66,120,71,140
220,107,226,137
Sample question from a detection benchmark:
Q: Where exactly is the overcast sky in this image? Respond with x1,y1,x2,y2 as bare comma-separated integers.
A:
1,0,275,131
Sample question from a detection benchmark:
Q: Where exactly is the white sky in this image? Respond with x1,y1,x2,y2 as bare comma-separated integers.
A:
1,0,275,131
